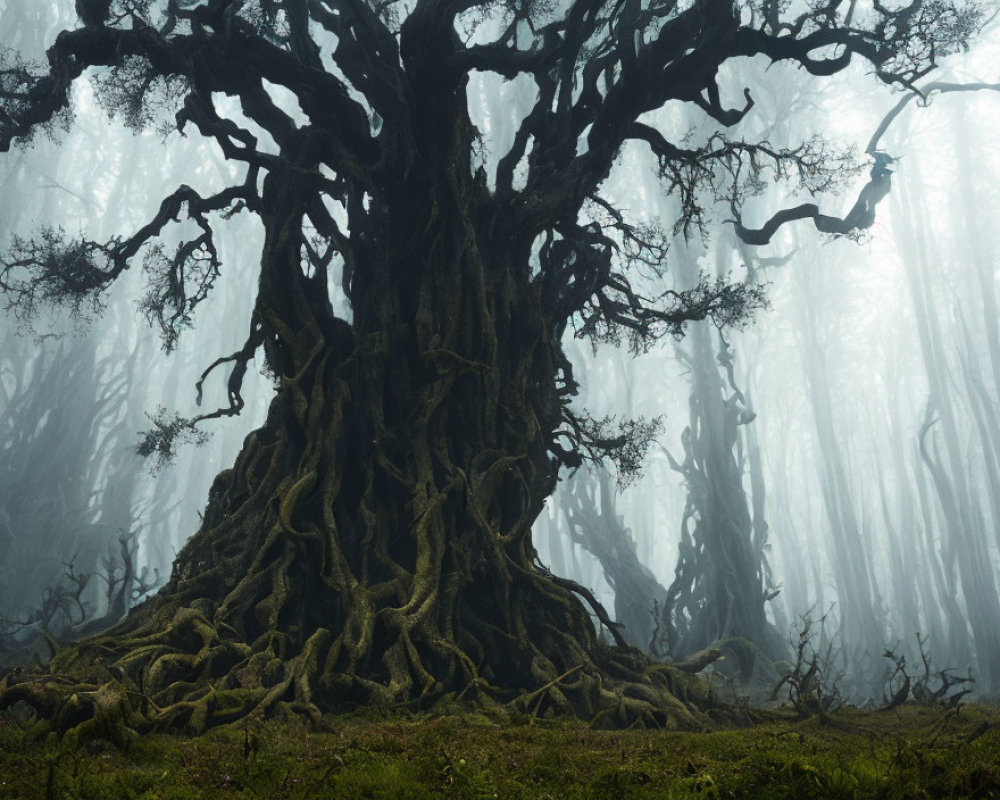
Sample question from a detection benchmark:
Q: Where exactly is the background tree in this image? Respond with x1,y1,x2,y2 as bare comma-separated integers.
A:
0,0,165,659
730,67,1000,698
656,240,784,665
559,464,667,652
0,0,980,733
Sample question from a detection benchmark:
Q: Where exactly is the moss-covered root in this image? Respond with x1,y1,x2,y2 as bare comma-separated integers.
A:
0,666,142,750
0,618,719,746
0,657,712,746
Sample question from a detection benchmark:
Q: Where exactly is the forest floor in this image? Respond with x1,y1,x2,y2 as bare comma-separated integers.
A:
1,703,999,799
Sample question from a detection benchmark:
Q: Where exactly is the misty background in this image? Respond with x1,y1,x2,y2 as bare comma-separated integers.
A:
2,0,1000,702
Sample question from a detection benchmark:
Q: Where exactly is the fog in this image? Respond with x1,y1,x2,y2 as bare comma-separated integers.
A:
2,0,999,703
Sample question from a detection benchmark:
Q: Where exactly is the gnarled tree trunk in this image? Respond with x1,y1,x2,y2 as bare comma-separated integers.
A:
3,164,705,734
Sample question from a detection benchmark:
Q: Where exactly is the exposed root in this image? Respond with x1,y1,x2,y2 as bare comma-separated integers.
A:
0,588,719,742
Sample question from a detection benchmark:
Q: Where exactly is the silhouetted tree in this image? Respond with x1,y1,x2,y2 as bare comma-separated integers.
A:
0,0,979,733
658,315,784,662
560,465,667,652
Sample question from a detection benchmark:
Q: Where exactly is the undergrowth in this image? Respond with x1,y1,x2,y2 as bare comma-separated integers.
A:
1,703,998,798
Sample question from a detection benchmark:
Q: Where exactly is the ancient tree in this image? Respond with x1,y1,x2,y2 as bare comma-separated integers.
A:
0,0,978,733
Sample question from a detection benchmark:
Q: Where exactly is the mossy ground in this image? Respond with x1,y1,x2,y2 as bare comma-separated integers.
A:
1,704,998,799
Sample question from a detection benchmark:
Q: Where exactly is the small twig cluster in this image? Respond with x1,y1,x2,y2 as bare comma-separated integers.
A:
770,611,846,717
881,633,974,711
0,528,160,659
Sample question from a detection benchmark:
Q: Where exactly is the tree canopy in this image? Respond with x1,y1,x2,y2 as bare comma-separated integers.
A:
1,0,979,388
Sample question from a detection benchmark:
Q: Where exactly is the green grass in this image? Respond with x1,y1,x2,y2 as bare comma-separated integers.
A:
1,704,998,799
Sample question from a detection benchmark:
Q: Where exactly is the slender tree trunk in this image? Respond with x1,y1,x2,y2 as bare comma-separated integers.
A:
792,262,885,675
894,160,1000,691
